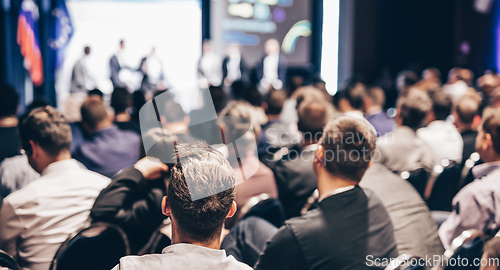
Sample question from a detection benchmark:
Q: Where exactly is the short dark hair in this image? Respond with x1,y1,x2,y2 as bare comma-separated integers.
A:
481,107,500,155
264,89,287,115
319,116,376,181
18,106,71,156
80,99,109,129
397,89,432,129
163,100,186,123
110,87,130,114
344,84,367,110
84,46,90,55
367,86,386,107
429,90,452,120
88,88,104,98
484,237,500,269
0,85,19,118
168,142,235,242
298,99,330,140
455,97,479,124
119,40,124,46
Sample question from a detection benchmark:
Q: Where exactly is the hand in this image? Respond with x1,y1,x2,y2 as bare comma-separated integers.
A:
134,157,169,180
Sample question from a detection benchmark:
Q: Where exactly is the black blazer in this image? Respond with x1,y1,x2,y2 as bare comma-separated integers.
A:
256,53,288,85
222,56,248,83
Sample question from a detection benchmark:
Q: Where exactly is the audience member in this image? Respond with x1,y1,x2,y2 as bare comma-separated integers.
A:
257,89,300,156
419,67,442,90
396,70,418,96
453,96,481,166
198,40,222,87
439,107,500,248
111,87,141,134
271,99,332,219
112,142,252,270
0,154,39,200
364,86,396,136
360,163,444,260
477,73,500,112
280,86,332,125
0,85,21,163
338,83,367,119
255,115,398,270
219,101,278,210
480,237,500,270
73,98,140,177
91,156,169,253
417,90,463,164
443,68,469,103
376,89,435,173
0,106,110,270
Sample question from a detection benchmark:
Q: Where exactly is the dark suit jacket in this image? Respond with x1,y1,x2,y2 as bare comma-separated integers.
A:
271,144,318,219
222,56,248,83
360,163,444,259
110,55,125,88
366,111,396,137
256,54,287,85
255,186,399,270
461,130,478,167
90,167,165,253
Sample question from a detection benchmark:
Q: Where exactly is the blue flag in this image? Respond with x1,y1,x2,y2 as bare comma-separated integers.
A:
51,0,73,70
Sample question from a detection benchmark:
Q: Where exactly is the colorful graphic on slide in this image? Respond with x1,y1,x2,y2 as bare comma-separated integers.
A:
281,20,311,54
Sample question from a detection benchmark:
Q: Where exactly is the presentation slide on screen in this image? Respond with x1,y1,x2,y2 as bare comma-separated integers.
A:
56,0,202,112
210,0,312,67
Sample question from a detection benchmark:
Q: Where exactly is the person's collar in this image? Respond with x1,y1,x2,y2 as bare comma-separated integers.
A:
344,110,365,119
162,243,227,258
318,185,356,202
472,161,500,179
41,159,85,176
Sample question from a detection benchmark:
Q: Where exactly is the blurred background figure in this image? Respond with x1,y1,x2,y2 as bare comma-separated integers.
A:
364,86,396,136
419,67,442,91
198,40,222,88
70,46,95,93
0,85,21,163
139,46,168,96
443,68,469,103
222,44,247,89
111,87,141,134
257,39,287,93
110,40,127,88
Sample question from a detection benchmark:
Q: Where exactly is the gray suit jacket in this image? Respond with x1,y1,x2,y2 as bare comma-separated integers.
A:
70,59,86,93
360,163,444,259
376,126,435,173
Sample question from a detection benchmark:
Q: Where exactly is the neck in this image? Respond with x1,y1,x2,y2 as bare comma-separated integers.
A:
316,169,358,200
456,123,473,133
39,150,72,173
0,116,18,127
164,123,188,134
366,106,382,115
94,120,112,133
115,112,131,122
171,221,221,250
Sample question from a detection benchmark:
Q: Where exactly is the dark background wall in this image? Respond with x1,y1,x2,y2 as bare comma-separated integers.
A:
351,0,496,86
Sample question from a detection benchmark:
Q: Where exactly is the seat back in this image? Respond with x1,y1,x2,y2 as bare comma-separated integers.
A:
401,168,428,198
427,161,462,211
440,229,484,270
50,222,130,270
139,220,172,255
0,250,20,270
237,193,285,228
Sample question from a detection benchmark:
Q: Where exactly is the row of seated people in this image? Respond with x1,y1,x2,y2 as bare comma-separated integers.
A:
0,73,500,269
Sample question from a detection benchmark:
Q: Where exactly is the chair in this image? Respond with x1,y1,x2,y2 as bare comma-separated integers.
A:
236,193,285,228
139,219,172,255
426,160,462,211
439,229,484,270
0,250,20,270
401,168,428,198
50,222,130,270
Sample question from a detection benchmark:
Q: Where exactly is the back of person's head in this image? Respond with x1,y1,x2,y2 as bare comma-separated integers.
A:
483,237,500,270
344,83,367,110
481,107,500,155
110,87,130,114
455,96,480,125
264,89,287,115
397,89,432,129
292,86,330,109
168,141,235,242
423,68,441,82
219,100,263,148
319,115,376,181
88,88,104,99
163,100,186,123
26,97,50,113
397,70,418,89
80,98,109,130
367,86,386,108
429,90,453,121
18,106,71,157
0,85,19,118
459,69,474,86
297,99,331,140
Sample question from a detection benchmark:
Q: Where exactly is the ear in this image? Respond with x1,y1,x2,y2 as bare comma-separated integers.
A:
161,196,171,217
29,140,38,158
314,145,324,165
226,201,237,219
485,133,493,149
472,115,481,130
